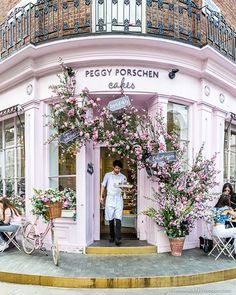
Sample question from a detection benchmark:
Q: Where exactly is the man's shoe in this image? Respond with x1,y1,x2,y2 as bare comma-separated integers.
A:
115,239,122,246
109,238,115,243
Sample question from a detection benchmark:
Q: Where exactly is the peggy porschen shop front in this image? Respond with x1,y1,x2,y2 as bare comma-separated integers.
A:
0,35,235,253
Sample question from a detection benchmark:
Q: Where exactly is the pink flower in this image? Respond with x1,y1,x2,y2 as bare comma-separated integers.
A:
68,97,77,104
159,142,166,151
67,109,75,117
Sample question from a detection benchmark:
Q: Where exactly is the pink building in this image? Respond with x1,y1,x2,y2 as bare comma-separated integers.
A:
0,0,235,253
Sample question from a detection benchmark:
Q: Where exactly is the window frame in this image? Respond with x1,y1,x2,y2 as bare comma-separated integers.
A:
0,114,25,197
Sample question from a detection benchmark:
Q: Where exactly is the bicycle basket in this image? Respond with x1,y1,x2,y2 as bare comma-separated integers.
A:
45,201,62,219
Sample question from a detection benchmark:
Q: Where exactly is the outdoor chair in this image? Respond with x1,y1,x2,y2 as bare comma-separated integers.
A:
0,225,22,253
205,220,235,261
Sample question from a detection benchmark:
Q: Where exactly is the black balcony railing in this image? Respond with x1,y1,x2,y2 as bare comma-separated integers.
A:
0,0,235,63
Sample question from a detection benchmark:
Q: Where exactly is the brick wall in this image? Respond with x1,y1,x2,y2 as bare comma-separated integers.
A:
1,1,235,29
0,0,21,24
212,0,236,27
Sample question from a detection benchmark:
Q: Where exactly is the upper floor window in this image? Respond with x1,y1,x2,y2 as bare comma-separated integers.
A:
202,0,221,14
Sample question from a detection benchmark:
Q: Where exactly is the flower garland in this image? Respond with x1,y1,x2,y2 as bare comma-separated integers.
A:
48,63,168,173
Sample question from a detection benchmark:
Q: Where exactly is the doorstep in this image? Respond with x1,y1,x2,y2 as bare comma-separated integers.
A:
85,239,157,254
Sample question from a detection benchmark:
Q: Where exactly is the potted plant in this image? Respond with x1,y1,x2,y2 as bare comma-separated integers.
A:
143,145,219,256
31,188,63,222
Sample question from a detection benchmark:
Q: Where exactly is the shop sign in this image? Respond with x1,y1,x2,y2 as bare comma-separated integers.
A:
148,151,177,164
82,67,159,92
107,95,131,112
87,162,94,175
0,105,21,117
146,151,177,177
59,129,79,144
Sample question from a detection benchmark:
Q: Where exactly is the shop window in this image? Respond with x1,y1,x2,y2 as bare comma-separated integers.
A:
0,115,25,211
167,102,189,165
167,102,188,144
49,140,76,215
224,124,236,191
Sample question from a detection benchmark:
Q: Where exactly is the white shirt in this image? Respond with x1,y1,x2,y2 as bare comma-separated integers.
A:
102,171,127,220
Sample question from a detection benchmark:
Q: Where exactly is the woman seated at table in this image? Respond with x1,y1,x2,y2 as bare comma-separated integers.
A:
213,195,236,253
0,197,21,251
221,182,236,209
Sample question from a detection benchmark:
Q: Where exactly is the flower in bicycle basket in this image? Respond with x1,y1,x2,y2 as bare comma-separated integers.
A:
32,188,63,222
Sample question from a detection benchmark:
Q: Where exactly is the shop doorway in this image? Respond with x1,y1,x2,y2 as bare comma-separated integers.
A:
100,147,137,240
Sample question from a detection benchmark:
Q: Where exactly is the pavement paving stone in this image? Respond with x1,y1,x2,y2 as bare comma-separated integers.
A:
0,248,236,278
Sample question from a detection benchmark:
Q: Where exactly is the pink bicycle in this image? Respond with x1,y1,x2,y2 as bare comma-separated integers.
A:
22,216,59,266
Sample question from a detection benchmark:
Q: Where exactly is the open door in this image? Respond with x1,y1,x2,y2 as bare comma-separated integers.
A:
100,147,137,240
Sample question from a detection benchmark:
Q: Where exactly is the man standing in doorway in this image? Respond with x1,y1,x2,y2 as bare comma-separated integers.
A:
100,160,127,246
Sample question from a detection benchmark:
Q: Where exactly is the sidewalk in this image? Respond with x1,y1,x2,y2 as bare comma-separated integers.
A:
0,248,236,288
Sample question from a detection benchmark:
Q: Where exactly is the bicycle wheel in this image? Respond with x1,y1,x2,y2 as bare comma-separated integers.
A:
22,222,36,254
51,226,59,266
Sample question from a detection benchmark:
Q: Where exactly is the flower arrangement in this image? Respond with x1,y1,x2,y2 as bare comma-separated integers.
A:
31,188,63,222
32,188,76,221
61,188,76,220
143,143,219,238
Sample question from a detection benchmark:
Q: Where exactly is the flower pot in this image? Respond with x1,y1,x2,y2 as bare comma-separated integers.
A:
169,237,185,256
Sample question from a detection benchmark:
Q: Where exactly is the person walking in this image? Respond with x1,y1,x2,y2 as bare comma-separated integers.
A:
100,160,127,246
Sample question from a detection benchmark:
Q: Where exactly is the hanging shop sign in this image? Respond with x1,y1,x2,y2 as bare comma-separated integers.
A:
107,95,131,112
148,151,177,164
146,151,177,176
59,129,79,144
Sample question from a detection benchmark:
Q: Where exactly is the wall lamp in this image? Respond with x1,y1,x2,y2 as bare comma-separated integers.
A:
168,69,179,79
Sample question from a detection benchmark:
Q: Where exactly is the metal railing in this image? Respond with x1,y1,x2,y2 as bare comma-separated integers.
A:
0,0,235,63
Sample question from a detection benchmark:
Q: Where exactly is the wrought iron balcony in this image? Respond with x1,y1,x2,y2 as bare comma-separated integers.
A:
0,0,235,63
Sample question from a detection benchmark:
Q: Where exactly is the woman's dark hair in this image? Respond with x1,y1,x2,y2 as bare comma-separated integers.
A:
222,183,234,195
0,197,21,221
215,194,231,208
113,160,123,169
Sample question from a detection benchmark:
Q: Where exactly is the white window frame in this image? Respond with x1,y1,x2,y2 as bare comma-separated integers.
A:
224,121,236,191
0,115,25,196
